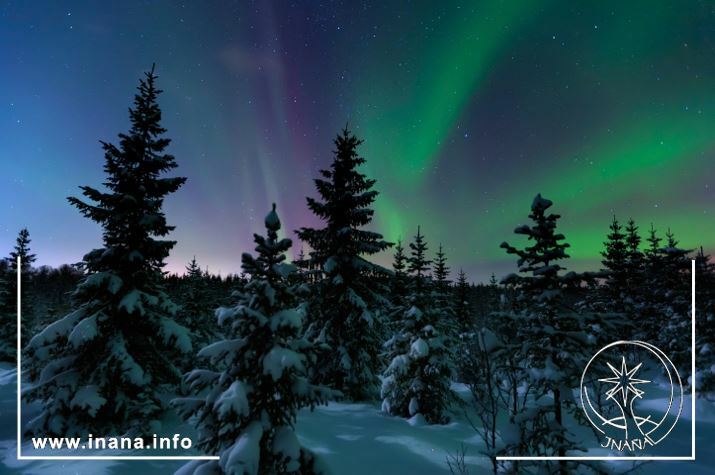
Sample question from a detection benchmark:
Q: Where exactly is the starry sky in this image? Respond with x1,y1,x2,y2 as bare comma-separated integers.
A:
1,1,714,281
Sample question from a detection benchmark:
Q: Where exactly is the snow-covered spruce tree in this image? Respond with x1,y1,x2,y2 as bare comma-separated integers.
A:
0,259,12,362
291,248,310,285
499,194,590,471
600,216,628,305
454,269,471,335
297,128,391,400
384,241,409,349
176,257,217,360
390,240,409,305
432,244,450,289
431,244,457,350
623,218,645,294
25,67,190,437
657,229,693,373
10,228,37,346
695,247,715,397
382,226,453,424
453,268,474,384
173,204,335,475
636,224,665,342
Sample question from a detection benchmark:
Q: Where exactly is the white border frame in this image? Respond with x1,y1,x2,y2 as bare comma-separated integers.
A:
496,259,696,462
16,256,220,461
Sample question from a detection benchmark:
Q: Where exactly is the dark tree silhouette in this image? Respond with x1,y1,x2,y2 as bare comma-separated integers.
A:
25,66,189,436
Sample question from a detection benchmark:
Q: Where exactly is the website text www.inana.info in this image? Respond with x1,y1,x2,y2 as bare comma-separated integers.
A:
31,434,193,451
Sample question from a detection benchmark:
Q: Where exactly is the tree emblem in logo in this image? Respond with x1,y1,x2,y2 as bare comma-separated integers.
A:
580,341,683,452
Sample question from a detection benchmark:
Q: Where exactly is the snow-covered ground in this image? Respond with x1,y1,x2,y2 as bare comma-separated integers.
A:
0,365,712,474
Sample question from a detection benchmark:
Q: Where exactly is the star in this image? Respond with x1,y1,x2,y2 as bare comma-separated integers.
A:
598,356,650,406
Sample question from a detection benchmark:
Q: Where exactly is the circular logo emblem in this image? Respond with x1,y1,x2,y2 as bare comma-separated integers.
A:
580,340,683,452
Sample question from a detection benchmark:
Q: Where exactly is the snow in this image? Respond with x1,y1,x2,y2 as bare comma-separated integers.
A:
408,398,419,417
81,272,123,294
213,381,250,418
262,346,305,381
404,306,423,320
265,204,280,229
479,329,500,352
221,421,263,475
384,354,409,376
409,338,429,359
158,316,192,353
272,426,301,471
109,336,147,385
1,366,714,474
69,385,107,417
197,339,247,363
28,309,84,348
323,257,337,274
68,315,98,348
118,289,145,315
269,309,302,331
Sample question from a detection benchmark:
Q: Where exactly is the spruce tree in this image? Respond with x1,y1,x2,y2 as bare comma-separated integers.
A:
25,67,190,436
297,127,391,400
658,229,693,372
500,194,589,471
176,257,216,363
390,240,409,304
638,224,665,342
0,259,12,362
600,216,628,305
382,226,453,424
431,244,457,348
454,269,471,335
695,247,715,396
622,218,645,312
10,228,37,346
384,241,409,347
432,244,450,290
174,205,334,475
624,218,643,286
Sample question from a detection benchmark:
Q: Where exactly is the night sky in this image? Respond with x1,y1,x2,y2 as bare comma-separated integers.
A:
2,1,714,281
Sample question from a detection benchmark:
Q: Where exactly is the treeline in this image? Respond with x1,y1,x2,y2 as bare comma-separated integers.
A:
0,67,712,475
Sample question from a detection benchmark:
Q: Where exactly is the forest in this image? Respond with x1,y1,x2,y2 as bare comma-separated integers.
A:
0,69,711,475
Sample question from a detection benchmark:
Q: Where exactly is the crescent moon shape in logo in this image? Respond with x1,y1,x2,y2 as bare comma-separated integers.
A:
580,340,683,447
634,340,683,445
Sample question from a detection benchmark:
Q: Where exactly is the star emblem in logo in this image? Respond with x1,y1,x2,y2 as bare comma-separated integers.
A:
598,356,651,407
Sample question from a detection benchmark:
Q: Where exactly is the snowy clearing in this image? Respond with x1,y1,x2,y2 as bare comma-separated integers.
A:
0,365,712,474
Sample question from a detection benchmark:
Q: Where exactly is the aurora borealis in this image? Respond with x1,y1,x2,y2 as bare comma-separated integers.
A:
1,1,714,281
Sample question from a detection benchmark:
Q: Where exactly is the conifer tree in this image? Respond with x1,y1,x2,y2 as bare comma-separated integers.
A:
390,240,409,303
500,194,590,471
645,224,662,261
695,247,715,396
382,226,453,423
431,244,457,346
432,244,450,291
600,216,628,305
176,257,216,359
624,219,643,285
622,218,645,310
638,224,665,341
174,205,334,475
10,228,37,346
292,248,310,284
658,229,693,371
454,269,471,335
297,127,391,400
0,260,12,362
25,67,190,436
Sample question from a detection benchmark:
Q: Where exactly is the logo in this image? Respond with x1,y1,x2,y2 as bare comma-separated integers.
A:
580,340,683,452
